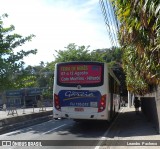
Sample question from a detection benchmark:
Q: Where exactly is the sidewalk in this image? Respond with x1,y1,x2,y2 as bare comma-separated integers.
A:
98,106,160,149
0,107,53,134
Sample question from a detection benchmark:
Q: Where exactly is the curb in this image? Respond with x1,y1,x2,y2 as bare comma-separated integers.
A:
0,111,53,134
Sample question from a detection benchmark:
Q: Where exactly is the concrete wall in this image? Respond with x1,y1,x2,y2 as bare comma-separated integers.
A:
156,86,160,133
141,86,160,133
141,97,159,131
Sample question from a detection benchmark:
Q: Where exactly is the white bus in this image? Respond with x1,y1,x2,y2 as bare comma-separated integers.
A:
53,62,120,121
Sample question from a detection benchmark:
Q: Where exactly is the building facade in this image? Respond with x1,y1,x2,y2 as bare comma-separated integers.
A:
1,88,46,108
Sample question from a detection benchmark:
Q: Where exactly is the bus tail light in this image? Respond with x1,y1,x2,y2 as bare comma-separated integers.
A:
98,94,106,112
54,94,61,111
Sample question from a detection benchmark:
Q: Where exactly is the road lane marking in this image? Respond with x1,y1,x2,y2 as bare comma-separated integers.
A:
42,124,67,135
95,108,124,149
0,120,58,137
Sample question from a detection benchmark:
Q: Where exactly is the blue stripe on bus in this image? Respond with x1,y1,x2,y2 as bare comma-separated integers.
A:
58,90,101,107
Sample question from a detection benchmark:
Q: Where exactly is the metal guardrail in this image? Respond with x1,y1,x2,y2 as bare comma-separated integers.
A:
6,104,48,116
39,105,46,112
7,107,18,116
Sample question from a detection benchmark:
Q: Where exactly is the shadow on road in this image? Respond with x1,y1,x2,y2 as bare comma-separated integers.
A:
106,109,158,138
63,120,110,138
5,108,158,139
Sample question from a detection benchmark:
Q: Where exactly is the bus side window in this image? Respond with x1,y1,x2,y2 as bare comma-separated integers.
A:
109,74,119,94
109,74,114,93
114,81,118,94
115,81,120,94
114,80,116,94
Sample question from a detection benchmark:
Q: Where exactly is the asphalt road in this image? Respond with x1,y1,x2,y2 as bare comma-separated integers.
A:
0,118,111,149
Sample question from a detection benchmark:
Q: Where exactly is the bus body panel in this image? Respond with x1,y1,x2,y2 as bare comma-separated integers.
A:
53,62,120,121
53,107,109,120
53,86,109,120
58,90,101,109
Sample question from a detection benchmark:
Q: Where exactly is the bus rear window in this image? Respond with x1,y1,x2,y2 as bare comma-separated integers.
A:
57,63,104,87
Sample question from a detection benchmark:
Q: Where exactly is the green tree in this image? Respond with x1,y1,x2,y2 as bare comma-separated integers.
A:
111,0,160,95
0,14,37,90
54,43,94,62
97,47,122,65
33,65,52,88
50,43,107,74
23,63,50,88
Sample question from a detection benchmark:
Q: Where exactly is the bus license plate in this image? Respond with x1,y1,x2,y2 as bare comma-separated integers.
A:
75,108,84,112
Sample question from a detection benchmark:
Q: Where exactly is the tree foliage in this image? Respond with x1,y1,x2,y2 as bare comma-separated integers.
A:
53,43,122,64
0,14,37,90
111,0,160,95
49,43,107,78
53,43,105,63
24,63,53,88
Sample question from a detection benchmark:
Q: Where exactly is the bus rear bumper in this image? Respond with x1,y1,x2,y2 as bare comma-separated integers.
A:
54,111,108,120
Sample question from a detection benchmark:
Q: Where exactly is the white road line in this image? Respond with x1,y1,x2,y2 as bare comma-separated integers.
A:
0,130,19,137
42,124,66,135
32,119,54,126
95,108,124,149
0,120,57,137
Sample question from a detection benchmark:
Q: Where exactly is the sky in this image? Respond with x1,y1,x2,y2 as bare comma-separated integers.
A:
0,0,112,66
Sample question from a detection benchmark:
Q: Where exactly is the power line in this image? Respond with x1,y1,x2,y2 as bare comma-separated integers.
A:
104,0,117,47
110,2,120,34
106,0,119,47
99,0,119,48
99,0,114,47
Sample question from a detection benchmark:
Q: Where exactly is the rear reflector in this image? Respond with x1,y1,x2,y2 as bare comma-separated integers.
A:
54,94,61,111
98,94,106,112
